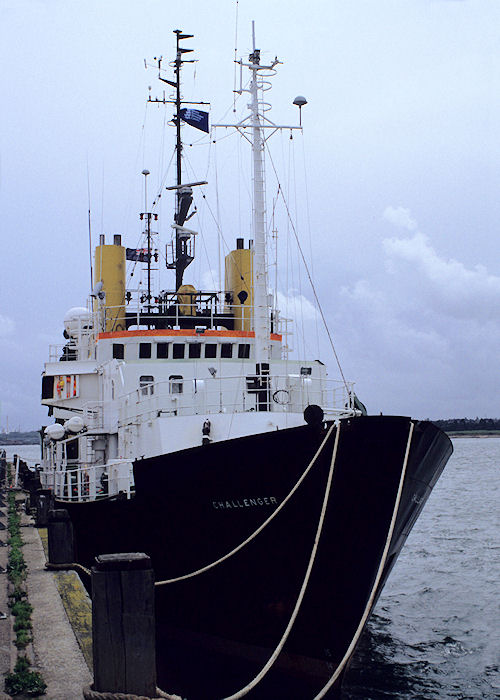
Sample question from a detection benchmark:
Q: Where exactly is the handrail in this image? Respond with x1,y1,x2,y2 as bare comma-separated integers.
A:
117,374,357,424
42,459,134,502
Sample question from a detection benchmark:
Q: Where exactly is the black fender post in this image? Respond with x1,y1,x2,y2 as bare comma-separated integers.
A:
47,509,74,564
91,552,156,696
35,488,53,527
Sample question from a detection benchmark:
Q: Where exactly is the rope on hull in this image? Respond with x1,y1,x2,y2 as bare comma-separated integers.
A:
154,422,336,587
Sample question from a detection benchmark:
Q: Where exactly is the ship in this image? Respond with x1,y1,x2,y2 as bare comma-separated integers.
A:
39,27,453,699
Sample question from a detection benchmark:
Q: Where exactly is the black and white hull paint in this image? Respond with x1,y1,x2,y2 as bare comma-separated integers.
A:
61,415,452,698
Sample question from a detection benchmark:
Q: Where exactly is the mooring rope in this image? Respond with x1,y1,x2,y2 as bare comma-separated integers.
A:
45,561,91,577
221,423,342,699
67,420,412,700
82,686,182,700
312,420,415,699
154,422,336,587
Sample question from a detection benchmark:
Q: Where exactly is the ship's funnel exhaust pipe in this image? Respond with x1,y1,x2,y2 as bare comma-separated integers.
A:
94,238,126,332
225,238,253,331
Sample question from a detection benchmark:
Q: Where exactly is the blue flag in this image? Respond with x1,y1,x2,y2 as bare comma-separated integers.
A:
126,248,152,263
179,108,209,133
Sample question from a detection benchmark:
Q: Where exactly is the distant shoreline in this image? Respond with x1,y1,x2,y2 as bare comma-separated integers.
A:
0,441,40,446
447,431,500,438
0,432,39,446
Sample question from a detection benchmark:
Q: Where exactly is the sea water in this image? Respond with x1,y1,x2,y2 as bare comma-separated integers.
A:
3,444,41,465
343,437,500,699
6,438,499,698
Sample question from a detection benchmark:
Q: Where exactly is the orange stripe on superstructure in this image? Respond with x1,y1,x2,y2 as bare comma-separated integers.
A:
97,329,282,341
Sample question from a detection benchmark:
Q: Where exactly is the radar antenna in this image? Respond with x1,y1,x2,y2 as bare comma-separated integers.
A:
213,22,303,365
147,30,209,290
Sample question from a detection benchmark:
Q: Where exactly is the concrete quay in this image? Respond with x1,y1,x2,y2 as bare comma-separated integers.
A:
1,491,92,699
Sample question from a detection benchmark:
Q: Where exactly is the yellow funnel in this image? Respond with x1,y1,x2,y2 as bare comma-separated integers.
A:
224,241,253,331
94,242,126,332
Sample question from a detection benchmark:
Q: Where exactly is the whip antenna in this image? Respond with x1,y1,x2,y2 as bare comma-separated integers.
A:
87,159,93,291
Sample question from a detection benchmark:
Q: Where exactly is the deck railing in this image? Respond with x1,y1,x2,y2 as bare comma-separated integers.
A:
95,300,286,336
118,374,356,425
42,460,134,502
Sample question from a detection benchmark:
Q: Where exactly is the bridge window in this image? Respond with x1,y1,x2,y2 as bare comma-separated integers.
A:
112,343,124,359
221,343,233,359
238,344,250,359
173,343,185,359
41,375,54,400
205,343,217,358
189,343,201,359
139,343,152,359
157,343,168,359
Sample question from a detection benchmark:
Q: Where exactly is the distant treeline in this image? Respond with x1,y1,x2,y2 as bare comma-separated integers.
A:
0,431,40,445
432,418,500,433
0,420,498,444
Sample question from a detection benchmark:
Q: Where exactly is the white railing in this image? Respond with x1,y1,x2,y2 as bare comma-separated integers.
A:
48,341,96,363
118,374,357,425
44,460,134,502
47,292,289,365
95,296,285,335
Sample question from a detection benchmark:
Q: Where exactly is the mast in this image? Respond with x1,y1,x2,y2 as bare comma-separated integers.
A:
173,29,192,292
149,30,209,292
215,24,302,364
142,169,151,313
248,32,270,365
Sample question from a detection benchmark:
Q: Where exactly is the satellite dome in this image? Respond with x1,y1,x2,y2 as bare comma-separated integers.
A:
64,307,93,338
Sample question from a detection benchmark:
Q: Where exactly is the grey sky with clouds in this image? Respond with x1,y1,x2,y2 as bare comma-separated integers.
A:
1,0,499,429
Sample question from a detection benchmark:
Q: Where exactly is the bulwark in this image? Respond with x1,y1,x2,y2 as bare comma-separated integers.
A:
212,496,278,510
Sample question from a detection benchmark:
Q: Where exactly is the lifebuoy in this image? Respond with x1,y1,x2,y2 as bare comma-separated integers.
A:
272,389,290,405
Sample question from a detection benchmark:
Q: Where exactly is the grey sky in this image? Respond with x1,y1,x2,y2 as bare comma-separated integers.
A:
1,0,499,429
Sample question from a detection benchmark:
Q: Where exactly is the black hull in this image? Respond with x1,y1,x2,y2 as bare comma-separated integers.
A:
60,416,452,698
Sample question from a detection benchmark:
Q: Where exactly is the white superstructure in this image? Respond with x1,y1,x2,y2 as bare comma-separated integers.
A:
39,28,358,503
41,301,356,501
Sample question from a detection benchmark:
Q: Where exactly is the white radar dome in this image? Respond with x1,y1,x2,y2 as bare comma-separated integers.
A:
44,424,65,440
64,307,93,338
65,416,85,434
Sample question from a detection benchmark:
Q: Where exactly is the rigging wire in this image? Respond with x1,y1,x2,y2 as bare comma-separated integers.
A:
265,139,350,392
120,101,150,246
214,139,222,288
157,101,169,204
183,149,252,296
182,154,219,290
233,0,239,113
86,157,93,291
100,162,105,236
128,103,149,227
300,129,321,359
285,136,300,358
151,147,176,209
290,132,310,361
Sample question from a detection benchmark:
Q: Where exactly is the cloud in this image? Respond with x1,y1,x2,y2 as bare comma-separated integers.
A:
383,230,500,320
0,315,15,337
333,206,500,417
276,290,319,323
200,269,219,290
339,279,449,364
383,206,418,232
